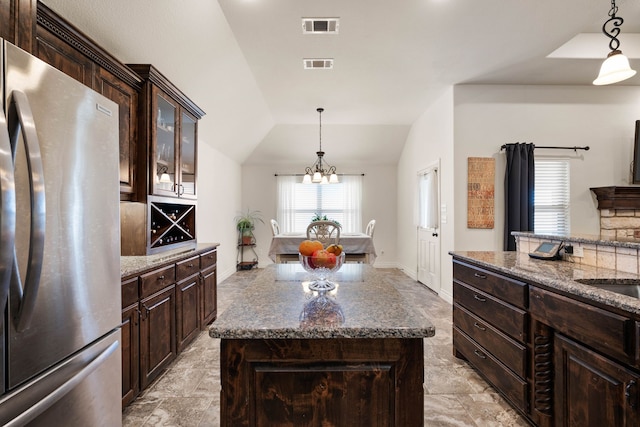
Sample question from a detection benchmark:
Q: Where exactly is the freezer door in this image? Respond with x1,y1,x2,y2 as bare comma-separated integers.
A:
4,41,121,389
0,329,121,427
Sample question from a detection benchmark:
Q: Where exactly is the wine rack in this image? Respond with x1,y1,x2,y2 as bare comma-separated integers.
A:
147,195,196,254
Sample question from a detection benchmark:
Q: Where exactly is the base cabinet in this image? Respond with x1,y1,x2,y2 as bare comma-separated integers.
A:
121,277,140,408
452,260,529,416
122,245,218,408
176,275,200,353
452,256,640,427
140,284,176,390
554,333,640,427
220,338,424,427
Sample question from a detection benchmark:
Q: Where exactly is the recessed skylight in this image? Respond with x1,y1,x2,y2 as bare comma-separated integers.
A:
302,18,339,34
303,59,334,69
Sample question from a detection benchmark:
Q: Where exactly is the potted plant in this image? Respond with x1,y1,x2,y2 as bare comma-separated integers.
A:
234,209,264,245
311,213,341,228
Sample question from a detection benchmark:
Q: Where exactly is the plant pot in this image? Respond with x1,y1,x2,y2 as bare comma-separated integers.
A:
242,236,253,245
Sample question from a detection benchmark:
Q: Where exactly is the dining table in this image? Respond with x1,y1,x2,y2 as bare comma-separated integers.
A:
268,232,377,264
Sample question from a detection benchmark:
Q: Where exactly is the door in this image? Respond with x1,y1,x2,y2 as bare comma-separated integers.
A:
4,41,120,389
417,166,440,293
554,334,640,426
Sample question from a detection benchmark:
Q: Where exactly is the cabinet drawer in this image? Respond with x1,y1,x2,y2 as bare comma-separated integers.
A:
453,304,527,377
140,265,176,298
454,281,527,341
454,328,528,413
122,276,139,308
454,261,528,309
176,256,200,282
530,286,633,364
200,249,217,270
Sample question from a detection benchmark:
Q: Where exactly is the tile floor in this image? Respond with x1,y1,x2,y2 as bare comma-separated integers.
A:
122,268,529,426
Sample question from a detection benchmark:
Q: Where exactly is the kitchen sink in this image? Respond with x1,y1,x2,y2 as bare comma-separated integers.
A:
574,278,640,298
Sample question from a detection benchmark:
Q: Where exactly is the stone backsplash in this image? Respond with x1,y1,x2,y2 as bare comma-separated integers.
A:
513,232,640,275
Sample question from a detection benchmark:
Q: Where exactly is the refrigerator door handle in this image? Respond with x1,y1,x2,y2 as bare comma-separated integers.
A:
1,339,119,427
7,90,46,332
0,106,17,326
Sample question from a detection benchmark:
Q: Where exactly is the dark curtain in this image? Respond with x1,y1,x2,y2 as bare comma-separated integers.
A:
503,143,535,251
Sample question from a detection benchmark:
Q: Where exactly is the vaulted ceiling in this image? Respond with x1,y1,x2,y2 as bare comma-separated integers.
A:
41,0,640,166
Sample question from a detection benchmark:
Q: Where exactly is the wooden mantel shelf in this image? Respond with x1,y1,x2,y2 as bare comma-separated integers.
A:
590,186,640,210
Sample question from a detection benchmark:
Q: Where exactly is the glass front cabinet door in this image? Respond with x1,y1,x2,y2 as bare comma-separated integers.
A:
151,88,200,199
128,64,205,200
154,92,178,197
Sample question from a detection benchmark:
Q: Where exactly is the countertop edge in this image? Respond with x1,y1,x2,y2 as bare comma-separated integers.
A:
121,243,220,278
450,251,640,316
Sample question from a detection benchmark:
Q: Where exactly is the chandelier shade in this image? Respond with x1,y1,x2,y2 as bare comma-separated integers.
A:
302,107,339,184
593,0,636,85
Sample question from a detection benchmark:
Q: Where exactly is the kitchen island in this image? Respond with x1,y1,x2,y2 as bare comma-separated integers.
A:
209,263,435,427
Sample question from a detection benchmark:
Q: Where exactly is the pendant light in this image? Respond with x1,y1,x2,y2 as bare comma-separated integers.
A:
593,0,636,85
302,108,339,184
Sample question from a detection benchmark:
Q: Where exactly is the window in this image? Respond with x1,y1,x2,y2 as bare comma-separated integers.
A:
534,159,570,235
277,175,362,233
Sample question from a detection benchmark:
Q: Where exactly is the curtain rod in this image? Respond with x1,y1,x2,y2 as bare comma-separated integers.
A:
500,144,590,152
274,173,365,177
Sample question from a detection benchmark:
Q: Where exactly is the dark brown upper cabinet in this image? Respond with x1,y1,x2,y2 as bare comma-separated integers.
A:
127,64,204,200
34,2,142,200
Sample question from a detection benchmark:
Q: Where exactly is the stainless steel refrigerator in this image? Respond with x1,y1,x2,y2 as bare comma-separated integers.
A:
0,40,122,426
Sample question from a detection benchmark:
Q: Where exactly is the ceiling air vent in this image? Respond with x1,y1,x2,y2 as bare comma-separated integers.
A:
303,58,334,70
302,18,339,34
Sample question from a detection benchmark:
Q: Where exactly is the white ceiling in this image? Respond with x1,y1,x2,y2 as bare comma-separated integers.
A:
40,0,640,166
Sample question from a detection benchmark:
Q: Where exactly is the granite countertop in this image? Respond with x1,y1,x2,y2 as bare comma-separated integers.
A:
209,263,436,340
450,251,640,315
121,243,219,278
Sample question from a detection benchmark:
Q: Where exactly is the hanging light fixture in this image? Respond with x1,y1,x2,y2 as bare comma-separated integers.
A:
302,107,339,184
593,0,636,85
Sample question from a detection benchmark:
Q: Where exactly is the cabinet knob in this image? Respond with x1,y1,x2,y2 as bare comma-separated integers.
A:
626,380,637,408
158,275,165,280
473,349,486,359
473,294,486,302
188,263,194,268
473,322,486,331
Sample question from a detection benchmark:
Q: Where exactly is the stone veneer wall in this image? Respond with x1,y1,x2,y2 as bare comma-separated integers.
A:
598,208,640,241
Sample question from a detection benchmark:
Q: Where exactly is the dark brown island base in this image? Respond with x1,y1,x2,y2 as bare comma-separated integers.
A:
450,250,640,427
209,264,435,427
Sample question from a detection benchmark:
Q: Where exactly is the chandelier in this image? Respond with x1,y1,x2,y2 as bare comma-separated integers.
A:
593,0,636,85
302,107,339,184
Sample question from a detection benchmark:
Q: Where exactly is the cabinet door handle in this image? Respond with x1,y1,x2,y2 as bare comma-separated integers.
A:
157,275,165,280
187,263,194,268
474,273,487,279
626,380,637,408
473,349,486,359
473,294,486,302
473,322,486,331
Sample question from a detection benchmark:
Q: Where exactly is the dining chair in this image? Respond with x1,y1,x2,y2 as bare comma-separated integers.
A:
306,221,341,246
270,219,280,236
365,219,376,239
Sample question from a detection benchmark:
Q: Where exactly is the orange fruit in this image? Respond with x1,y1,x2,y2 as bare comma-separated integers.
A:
299,239,323,256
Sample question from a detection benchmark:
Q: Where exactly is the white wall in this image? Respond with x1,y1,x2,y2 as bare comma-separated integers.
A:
241,163,398,268
196,141,243,281
453,85,640,255
397,87,455,302
396,84,640,303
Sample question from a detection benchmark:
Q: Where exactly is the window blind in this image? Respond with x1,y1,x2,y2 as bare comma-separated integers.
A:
276,175,362,233
534,160,570,235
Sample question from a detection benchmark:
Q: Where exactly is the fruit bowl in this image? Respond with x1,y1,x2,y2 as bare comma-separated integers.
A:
299,252,345,292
